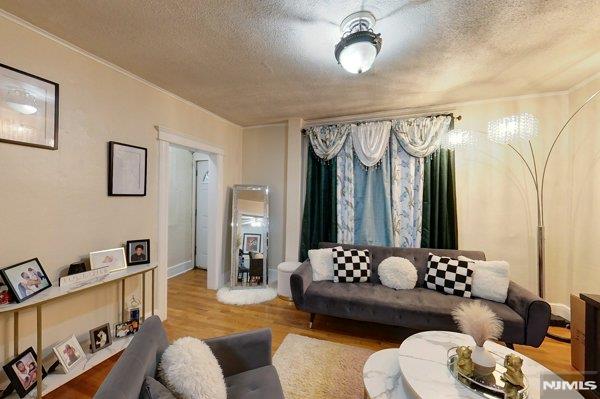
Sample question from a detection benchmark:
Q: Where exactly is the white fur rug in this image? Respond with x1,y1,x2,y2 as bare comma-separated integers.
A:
273,334,374,399
216,286,277,305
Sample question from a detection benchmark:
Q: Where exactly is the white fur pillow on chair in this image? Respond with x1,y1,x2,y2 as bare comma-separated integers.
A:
458,256,510,303
308,246,342,281
378,257,418,290
159,337,226,399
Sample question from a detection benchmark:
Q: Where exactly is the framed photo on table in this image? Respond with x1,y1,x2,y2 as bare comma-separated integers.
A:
108,141,147,196
2,347,47,398
89,323,112,353
89,248,127,272
52,335,85,372
0,63,59,150
126,239,150,265
0,258,51,303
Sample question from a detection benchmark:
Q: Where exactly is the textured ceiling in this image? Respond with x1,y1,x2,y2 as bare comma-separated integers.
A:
2,0,600,126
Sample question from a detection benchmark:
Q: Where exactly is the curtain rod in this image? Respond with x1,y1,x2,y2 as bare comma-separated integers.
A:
302,112,461,132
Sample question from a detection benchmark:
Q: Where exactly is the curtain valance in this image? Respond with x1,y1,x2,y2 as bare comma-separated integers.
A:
305,115,452,165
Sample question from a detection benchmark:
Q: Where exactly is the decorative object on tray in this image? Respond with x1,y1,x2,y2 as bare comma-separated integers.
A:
452,301,504,377
0,275,14,304
108,141,147,196
0,63,59,150
0,258,52,303
89,247,127,272
59,267,109,290
2,346,47,398
502,354,525,388
52,334,86,373
89,323,112,353
447,347,529,399
455,345,475,377
67,262,86,275
126,239,150,265
115,319,139,338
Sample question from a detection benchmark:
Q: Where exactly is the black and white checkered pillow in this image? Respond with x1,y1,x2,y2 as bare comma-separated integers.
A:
332,248,371,283
424,253,473,297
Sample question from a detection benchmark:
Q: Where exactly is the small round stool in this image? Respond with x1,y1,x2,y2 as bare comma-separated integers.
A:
277,261,301,301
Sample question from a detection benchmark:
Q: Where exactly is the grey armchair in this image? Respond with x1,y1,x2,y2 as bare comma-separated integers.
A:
94,316,284,399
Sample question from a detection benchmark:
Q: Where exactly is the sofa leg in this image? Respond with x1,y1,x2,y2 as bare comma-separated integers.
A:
309,313,315,329
506,342,515,350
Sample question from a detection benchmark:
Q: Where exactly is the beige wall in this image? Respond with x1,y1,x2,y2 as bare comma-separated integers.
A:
168,146,194,273
242,124,287,269
0,15,241,362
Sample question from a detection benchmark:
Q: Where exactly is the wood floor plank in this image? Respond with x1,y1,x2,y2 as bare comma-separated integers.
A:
45,269,577,398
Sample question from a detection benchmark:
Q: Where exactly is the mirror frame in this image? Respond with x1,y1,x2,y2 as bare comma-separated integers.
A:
230,184,269,289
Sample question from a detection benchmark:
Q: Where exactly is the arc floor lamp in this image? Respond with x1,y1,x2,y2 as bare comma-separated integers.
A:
441,88,600,343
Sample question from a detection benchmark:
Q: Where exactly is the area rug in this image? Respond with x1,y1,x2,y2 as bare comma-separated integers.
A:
216,286,277,305
273,334,374,399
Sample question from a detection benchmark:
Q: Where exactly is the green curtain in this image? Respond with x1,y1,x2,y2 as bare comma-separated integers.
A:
421,147,458,249
299,146,337,261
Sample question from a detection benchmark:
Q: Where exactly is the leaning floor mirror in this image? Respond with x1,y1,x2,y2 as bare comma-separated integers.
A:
230,185,269,289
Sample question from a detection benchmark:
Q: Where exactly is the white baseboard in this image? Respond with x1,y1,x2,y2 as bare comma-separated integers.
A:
167,260,194,279
550,303,571,321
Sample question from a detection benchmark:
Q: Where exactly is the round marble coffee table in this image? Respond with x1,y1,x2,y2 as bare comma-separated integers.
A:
364,331,582,399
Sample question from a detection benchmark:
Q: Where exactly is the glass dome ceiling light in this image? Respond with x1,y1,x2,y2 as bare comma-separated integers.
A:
335,11,382,74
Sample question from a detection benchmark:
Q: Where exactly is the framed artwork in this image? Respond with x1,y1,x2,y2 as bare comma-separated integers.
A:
0,258,52,303
89,248,127,272
0,275,13,304
89,323,112,353
2,347,47,398
0,63,59,150
108,141,147,196
242,233,262,253
115,319,140,338
126,239,150,266
52,335,85,372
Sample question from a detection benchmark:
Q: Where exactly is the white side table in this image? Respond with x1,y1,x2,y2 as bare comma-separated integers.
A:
363,348,412,399
277,261,301,300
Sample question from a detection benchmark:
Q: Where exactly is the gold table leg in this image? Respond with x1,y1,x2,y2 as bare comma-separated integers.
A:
36,305,42,399
13,311,19,356
142,272,146,322
151,268,155,316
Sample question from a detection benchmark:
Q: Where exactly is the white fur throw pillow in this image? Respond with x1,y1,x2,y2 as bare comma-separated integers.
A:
159,337,226,399
308,246,342,281
458,256,510,303
378,257,418,290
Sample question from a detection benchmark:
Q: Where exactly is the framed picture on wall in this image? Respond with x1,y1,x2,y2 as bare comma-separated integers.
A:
0,258,52,303
242,233,262,253
125,239,150,265
108,141,147,196
0,63,59,150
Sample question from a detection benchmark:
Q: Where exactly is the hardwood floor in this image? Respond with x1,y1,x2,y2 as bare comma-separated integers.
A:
47,268,577,398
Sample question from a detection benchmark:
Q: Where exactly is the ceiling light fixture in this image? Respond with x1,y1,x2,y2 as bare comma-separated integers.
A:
335,11,382,74
5,88,38,115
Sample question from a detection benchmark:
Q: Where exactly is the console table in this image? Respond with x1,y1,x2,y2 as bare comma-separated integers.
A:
0,264,157,399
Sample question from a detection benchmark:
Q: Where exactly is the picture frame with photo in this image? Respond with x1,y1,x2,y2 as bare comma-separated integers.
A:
115,319,140,338
242,233,262,253
0,275,14,304
89,248,127,272
52,335,85,373
126,239,150,266
108,141,147,196
89,323,112,353
0,258,52,303
2,347,47,398
0,63,59,150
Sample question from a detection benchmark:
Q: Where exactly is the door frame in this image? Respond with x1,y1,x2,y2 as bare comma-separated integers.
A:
193,157,210,268
156,125,225,320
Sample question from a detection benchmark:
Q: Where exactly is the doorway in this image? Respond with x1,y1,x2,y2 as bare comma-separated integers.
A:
194,156,210,269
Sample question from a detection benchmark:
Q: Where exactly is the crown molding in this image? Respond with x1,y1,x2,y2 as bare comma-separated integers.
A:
0,9,240,129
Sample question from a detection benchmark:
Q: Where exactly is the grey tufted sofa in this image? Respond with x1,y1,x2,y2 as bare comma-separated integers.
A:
291,242,550,347
95,316,284,399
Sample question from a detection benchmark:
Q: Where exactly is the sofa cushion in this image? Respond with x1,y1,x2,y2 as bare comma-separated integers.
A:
303,281,525,344
333,247,371,283
319,242,485,286
225,365,285,399
424,254,473,298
